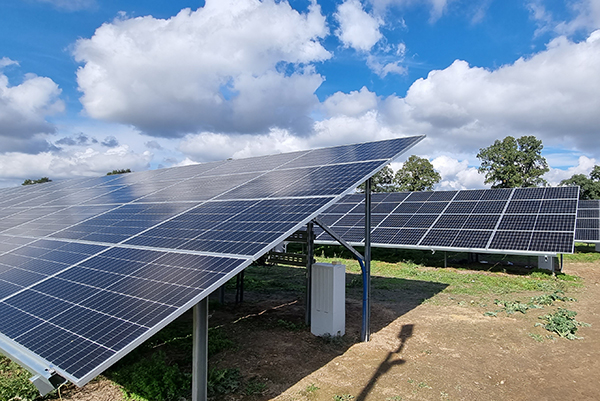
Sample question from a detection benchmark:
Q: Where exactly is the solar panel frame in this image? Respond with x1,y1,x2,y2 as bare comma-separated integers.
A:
0,135,425,387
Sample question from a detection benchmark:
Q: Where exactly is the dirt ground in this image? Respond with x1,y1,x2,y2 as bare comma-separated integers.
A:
60,260,599,401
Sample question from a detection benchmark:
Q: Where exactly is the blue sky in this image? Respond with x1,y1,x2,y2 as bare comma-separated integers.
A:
1,0,599,189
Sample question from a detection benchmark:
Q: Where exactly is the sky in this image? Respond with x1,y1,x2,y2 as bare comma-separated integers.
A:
1,0,599,189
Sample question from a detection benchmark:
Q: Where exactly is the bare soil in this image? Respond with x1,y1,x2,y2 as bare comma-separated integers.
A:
60,260,600,401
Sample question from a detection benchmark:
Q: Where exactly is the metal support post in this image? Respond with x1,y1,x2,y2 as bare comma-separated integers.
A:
218,285,225,304
444,252,447,268
305,222,314,326
235,270,244,304
361,178,372,342
192,297,208,401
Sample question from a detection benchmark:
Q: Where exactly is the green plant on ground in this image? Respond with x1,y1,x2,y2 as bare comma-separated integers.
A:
108,351,189,401
207,368,241,396
277,319,305,332
0,355,41,401
386,396,403,401
536,308,591,340
528,333,545,342
244,377,267,395
333,394,354,401
305,383,319,393
531,290,576,305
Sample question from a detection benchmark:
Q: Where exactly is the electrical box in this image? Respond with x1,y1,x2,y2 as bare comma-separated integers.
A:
596,243,600,253
538,255,558,271
311,262,345,337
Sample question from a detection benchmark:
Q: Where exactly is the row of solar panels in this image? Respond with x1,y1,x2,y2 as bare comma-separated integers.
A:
314,187,600,255
0,136,424,389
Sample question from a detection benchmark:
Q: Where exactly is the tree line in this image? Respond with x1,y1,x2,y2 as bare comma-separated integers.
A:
361,135,599,200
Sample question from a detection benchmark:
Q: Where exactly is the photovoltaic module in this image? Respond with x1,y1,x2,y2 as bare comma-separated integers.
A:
315,186,580,255
0,135,423,387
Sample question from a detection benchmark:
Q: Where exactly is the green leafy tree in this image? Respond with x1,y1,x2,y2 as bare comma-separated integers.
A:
22,177,51,186
560,165,600,199
357,165,396,193
477,136,549,188
393,155,441,191
107,168,132,175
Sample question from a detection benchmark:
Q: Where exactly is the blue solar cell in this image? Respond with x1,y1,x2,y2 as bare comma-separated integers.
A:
505,200,541,214
535,215,576,231
512,187,545,200
472,201,507,214
529,232,573,253
498,215,537,231
444,201,477,214
378,214,410,228
433,215,468,229
480,188,512,200
391,229,426,245
420,229,460,247
454,189,486,201
489,231,532,251
575,229,599,241
452,230,492,249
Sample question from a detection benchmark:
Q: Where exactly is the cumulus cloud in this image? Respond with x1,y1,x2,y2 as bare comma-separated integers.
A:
528,0,600,36
430,155,485,190
0,64,64,150
74,0,330,138
179,128,306,162
545,155,598,185
335,0,383,51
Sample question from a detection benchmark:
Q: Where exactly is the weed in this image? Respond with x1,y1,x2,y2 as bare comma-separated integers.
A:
244,377,267,395
208,327,236,356
484,311,498,317
333,394,354,400
277,319,305,332
386,397,403,401
321,333,345,346
528,333,545,342
418,382,432,389
531,290,576,306
536,308,591,340
207,368,241,396
108,351,189,401
0,355,41,401
347,276,362,288
305,383,320,393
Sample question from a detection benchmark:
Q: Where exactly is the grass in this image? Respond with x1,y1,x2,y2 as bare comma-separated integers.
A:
0,355,42,401
536,308,591,340
314,255,581,297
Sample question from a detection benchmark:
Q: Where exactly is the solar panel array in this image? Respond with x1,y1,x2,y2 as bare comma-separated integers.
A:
0,135,423,387
575,200,600,243
315,186,579,254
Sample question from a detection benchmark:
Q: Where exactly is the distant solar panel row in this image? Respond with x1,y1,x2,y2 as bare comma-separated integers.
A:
575,200,600,242
0,136,423,387
315,186,579,254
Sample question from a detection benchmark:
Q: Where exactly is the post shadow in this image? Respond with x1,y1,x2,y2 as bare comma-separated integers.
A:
355,324,414,401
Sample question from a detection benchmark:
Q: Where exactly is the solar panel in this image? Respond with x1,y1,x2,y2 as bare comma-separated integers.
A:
315,186,579,255
575,200,600,242
0,135,424,388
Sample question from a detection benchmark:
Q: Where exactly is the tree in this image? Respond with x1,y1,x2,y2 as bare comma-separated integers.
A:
107,169,132,175
357,165,396,193
476,136,549,188
22,177,51,186
560,165,600,199
394,155,441,192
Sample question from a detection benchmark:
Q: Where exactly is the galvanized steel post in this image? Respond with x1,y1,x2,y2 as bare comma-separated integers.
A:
361,178,372,342
192,298,208,401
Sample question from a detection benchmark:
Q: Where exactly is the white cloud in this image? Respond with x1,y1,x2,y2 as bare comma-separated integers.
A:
545,155,598,186
431,155,485,190
335,0,383,52
74,0,330,138
178,128,306,162
322,86,378,117
0,65,64,151
529,0,600,36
